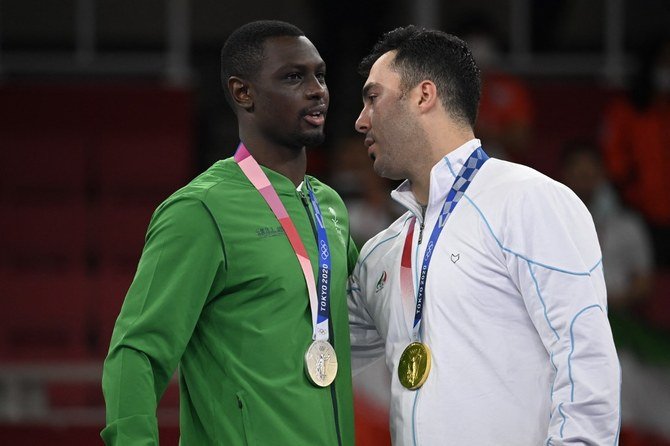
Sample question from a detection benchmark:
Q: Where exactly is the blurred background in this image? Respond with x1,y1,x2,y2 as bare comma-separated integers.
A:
1,0,669,444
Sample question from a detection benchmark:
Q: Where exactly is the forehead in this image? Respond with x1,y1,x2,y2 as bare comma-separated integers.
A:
365,50,401,89
259,36,324,72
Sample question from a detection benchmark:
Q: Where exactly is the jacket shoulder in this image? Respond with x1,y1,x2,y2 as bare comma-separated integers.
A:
357,213,413,269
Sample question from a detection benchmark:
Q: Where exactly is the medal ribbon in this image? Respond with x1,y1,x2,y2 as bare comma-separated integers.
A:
400,217,416,333
234,143,330,342
305,181,332,339
401,147,489,341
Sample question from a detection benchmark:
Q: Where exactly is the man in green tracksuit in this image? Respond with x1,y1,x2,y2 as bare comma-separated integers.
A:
101,20,358,445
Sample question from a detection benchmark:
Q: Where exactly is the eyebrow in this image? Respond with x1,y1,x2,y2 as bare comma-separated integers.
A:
361,82,379,99
276,61,326,72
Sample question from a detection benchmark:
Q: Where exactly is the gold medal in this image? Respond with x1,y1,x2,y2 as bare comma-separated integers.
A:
398,342,432,390
304,340,338,387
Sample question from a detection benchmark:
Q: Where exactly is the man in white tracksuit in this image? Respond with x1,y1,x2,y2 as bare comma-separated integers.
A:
349,26,621,445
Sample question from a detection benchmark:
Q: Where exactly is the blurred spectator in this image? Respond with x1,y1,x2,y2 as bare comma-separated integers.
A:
561,141,654,309
562,141,670,442
330,136,400,247
462,17,535,163
600,35,670,265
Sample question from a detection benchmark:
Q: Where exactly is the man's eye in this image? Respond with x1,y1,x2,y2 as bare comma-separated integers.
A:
316,72,326,82
367,95,377,103
286,73,302,81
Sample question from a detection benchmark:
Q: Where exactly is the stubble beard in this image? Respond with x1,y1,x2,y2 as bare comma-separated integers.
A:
375,100,424,181
298,129,326,148
275,127,325,151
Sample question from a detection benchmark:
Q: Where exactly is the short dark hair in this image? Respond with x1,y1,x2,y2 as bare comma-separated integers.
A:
359,25,481,128
221,20,305,109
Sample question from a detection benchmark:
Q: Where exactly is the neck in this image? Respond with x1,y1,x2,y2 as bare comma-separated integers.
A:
409,175,431,206
408,120,475,206
240,133,307,187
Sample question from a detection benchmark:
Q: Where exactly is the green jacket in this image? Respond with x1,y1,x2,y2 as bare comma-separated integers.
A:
101,158,358,445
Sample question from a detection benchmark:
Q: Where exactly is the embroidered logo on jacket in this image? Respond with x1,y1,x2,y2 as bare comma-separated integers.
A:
328,206,346,246
375,271,388,293
451,253,460,263
256,226,285,238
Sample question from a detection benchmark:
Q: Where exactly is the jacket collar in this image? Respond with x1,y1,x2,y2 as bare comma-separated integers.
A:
391,138,482,221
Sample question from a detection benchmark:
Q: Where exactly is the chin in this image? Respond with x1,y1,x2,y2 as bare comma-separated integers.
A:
372,160,386,178
299,130,326,148
374,160,403,181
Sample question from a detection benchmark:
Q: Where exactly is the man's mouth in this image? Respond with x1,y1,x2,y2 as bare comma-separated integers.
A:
364,136,376,160
304,111,325,126
303,105,327,126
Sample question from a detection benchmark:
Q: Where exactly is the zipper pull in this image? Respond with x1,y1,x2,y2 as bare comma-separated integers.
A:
299,190,309,205
417,205,426,245
417,221,425,245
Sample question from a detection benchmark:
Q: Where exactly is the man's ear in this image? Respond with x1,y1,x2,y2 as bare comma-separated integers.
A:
228,76,254,112
416,80,439,113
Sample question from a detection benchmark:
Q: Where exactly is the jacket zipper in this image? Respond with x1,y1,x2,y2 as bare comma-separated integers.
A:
299,189,343,446
328,318,343,446
299,190,318,241
417,207,426,245
417,221,425,245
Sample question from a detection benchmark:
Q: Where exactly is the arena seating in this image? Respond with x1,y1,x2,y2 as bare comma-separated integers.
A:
0,83,192,439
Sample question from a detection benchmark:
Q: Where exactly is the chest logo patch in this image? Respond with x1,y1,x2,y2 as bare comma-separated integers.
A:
328,206,346,246
451,253,460,263
256,226,285,238
375,271,387,293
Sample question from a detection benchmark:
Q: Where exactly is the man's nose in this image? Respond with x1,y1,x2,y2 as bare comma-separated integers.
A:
355,108,369,134
305,77,327,99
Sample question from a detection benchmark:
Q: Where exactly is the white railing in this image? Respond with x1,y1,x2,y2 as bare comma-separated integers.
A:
0,361,178,426
0,0,627,83
0,0,191,85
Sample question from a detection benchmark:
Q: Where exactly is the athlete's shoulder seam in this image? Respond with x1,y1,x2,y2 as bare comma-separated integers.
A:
462,194,601,275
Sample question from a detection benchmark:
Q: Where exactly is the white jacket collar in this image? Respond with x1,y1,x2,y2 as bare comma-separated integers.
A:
391,138,482,220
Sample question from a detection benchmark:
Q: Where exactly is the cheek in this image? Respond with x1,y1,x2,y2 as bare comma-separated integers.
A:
374,99,398,125
369,106,385,130
261,90,294,111
375,109,396,137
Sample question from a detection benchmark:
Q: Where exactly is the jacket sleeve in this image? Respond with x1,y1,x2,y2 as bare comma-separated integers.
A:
101,197,225,446
348,256,385,376
502,180,621,446
347,235,359,276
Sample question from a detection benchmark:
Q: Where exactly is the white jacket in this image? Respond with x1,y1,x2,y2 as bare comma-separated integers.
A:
349,139,621,446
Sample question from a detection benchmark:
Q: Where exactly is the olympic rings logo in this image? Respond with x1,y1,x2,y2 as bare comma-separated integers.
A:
320,240,330,260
